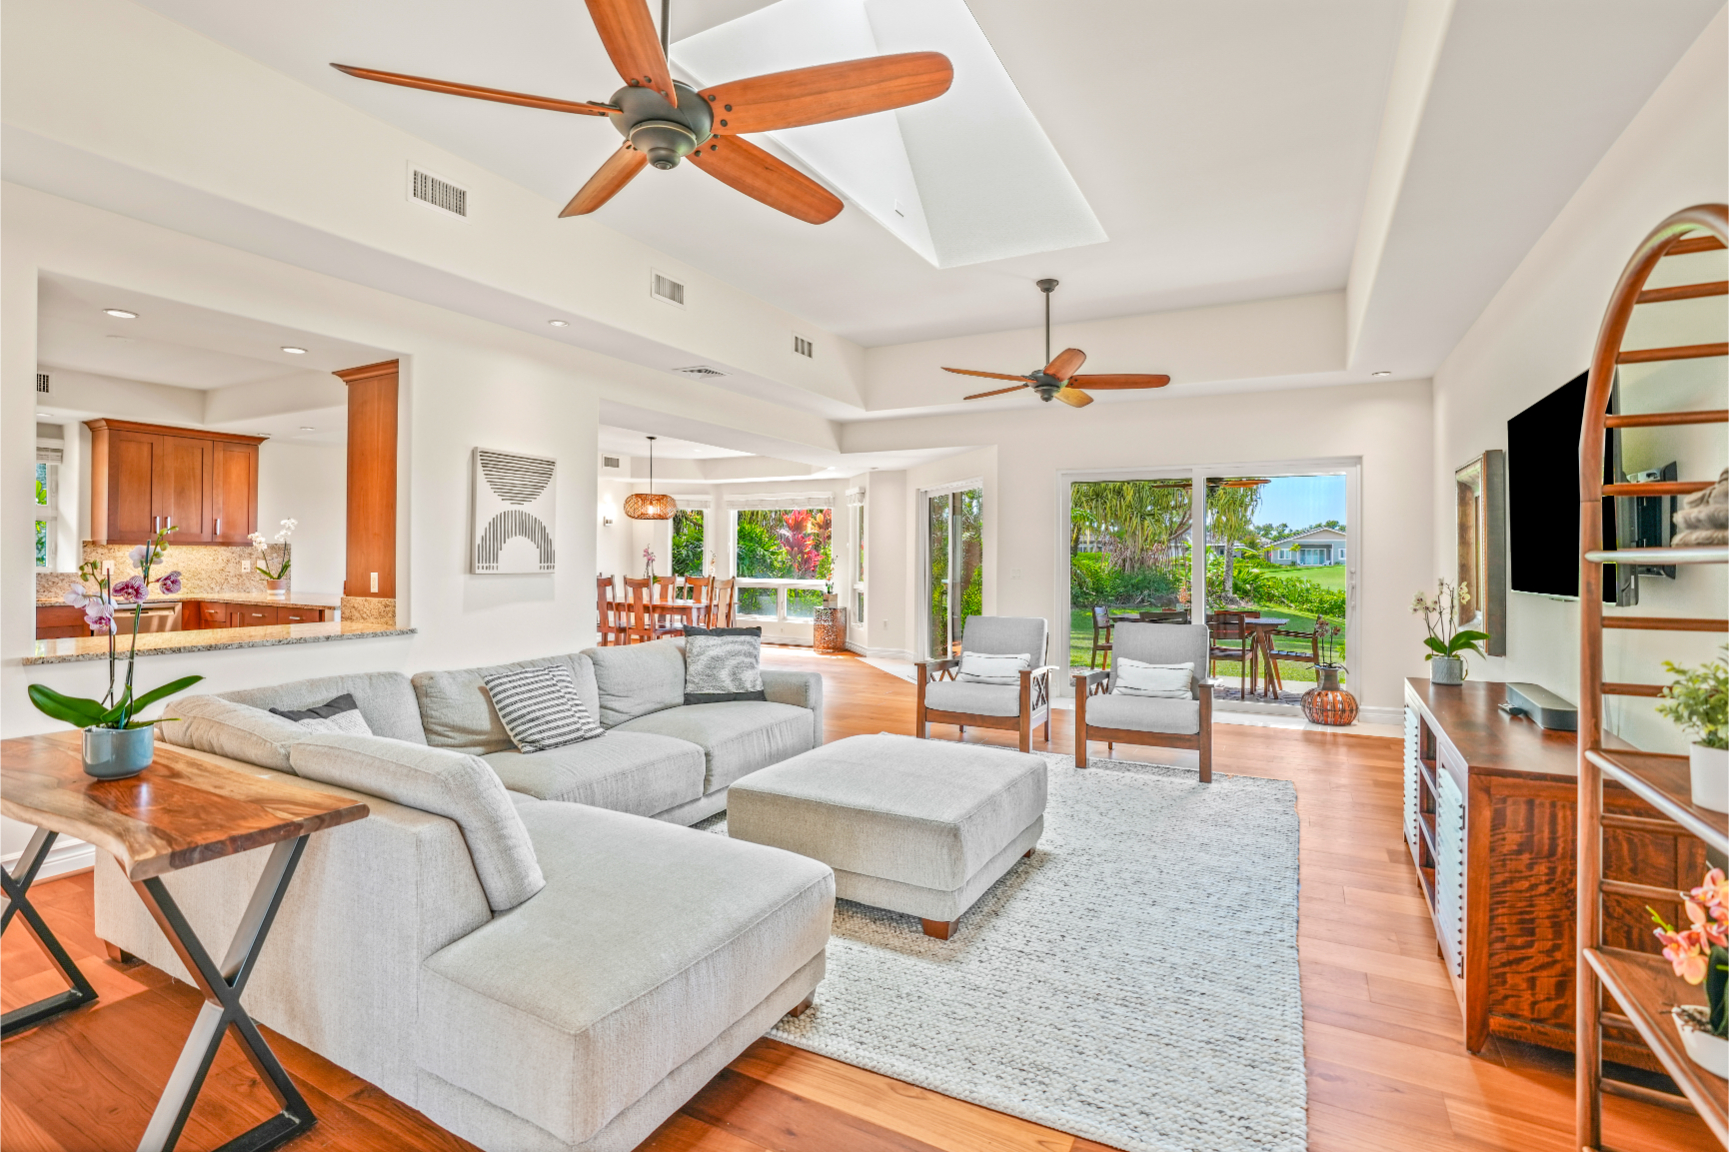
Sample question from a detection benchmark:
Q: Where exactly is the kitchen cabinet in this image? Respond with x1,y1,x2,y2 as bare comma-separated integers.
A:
87,420,263,545
35,606,87,639
181,601,331,630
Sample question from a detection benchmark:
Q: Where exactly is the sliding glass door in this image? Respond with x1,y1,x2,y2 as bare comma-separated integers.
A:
926,486,982,660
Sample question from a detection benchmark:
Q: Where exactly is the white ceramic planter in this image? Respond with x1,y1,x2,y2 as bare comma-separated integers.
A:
1690,743,1729,814
1672,1006,1729,1076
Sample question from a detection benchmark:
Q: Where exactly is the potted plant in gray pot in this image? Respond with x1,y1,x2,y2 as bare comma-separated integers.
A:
1412,579,1487,686
29,526,202,778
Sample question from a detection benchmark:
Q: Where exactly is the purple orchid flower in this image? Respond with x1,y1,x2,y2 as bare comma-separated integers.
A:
83,601,116,634
157,570,182,595
111,576,146,603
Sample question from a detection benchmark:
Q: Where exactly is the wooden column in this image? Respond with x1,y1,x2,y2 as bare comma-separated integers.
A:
335,360,398,600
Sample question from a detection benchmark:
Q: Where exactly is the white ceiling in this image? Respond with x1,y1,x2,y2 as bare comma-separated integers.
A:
598,425,750,461
133,0,1406,345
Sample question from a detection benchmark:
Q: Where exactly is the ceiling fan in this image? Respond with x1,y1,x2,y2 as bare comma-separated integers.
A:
332,0,952,225
945,280,1171,408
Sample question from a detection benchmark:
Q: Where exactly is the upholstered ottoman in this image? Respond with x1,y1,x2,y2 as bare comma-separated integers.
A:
727,733,1047,939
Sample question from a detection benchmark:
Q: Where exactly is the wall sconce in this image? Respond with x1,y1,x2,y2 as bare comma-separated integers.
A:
600,497,616,528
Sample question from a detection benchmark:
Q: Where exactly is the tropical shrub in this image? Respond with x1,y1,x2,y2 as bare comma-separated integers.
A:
1235,567,1347,618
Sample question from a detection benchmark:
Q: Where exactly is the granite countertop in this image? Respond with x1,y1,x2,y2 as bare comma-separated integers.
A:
36,591,343,611
25,620,415,665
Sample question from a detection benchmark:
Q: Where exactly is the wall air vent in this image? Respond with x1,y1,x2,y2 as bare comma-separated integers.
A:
35,373,50,395
650,271,686,308
672,365,726,378
793,335,814,358
408,166,469,218
602,456,621,469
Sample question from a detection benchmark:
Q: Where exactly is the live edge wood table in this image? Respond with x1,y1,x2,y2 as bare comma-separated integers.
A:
1402,678,1704,1075
0,731,368,1152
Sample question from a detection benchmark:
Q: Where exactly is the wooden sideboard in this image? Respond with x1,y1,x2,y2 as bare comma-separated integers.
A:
1403,678,1704,1071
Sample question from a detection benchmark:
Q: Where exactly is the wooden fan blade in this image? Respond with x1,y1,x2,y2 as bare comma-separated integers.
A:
1068,374,1172,389
585,0,676,105
964,384,1032,400
1054,386,1093,408
329,65,618,116
1044,347,1086,382
688,136,841,224
559,146,649,217
942,367,1032,382
700,52,952,134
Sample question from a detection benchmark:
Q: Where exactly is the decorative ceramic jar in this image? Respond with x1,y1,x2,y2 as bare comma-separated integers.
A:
1430,656,1465,686
1301,666,1358,726
1690,743,1729,814
1672,1006,1729,1076
82,725,154,780
264,578,289,600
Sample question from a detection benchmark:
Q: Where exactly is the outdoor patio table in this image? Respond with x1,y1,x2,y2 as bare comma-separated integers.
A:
1241,616,1286,699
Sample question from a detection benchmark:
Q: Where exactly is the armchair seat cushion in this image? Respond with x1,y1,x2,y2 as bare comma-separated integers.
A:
1085,693,1200,735
482,731,705,817
924,679,1023,718
416,801,834,1147
613,701,816,792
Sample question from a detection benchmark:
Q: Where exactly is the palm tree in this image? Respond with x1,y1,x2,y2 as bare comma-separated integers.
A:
1207,483,1262,600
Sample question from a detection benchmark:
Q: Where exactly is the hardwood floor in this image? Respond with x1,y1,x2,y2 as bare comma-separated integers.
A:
1,649,1709,1151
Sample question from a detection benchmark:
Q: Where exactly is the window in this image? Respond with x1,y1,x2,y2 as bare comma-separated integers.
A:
672,509,705,576
850,491,866,629
34,461,57,570
733,504,834,622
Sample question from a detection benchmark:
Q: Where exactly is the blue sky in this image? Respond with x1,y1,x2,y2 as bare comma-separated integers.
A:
1247,473,1347,529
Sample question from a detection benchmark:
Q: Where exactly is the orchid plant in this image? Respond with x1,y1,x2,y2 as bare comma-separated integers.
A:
1650,867,1729,1039
1314,617,1344,670
1411,579,1488,665
251,518,296,580
29,525,202,731
643,545,657,581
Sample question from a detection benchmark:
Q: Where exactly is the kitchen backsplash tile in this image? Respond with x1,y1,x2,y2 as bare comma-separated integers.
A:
38,543,273,601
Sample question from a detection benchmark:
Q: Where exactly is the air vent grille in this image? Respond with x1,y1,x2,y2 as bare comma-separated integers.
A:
35,373,50,395
602,456,621,469
651,271,686,307
411,168,468,217
672,365,726,378
793,335,813,358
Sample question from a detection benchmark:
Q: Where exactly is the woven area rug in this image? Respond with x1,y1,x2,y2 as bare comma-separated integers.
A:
703,752,1305,1152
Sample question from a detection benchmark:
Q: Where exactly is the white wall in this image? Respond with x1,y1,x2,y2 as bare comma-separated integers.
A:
257,440,345,596
1430,8,1728,753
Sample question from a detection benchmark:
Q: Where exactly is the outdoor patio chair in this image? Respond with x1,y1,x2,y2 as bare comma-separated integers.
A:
915,616,1054,753
1268,622,1320,684
1206,609,1250,697
1074,622,1214,781
1088,605,1115,669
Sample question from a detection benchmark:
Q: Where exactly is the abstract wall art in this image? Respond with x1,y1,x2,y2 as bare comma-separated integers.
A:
471,448,556,573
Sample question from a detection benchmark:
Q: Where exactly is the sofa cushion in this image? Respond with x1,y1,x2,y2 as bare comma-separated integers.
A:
484,664,604,753
416,801,834,1147
482,731,704,816
158,694,306,772
584,642,685,727
413,654,599,756
289,734,545,911
1085,692,1200,735
924,679,1021,718
220,672,427,744
612,701,816,793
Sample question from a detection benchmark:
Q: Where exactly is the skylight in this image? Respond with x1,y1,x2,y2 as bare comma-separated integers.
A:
672,0,1106,267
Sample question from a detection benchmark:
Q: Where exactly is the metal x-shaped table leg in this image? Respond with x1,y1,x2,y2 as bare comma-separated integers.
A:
1,827,99,1036
131,835,315,1152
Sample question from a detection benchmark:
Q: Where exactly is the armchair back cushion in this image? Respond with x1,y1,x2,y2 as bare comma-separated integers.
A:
584,640,687,727
1111,624,1209,692
218,672,428,744
289,733,545,912
413,654,600,755
959,616,1048,667
158,694,309,772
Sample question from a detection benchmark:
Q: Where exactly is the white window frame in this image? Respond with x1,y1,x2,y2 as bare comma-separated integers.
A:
726,494,837,626
33,459,58,570
848,487,866,636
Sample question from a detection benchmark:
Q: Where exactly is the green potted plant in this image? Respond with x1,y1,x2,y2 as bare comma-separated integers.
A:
1650,866,1728,1075
1411,579,1487,686
1656,648,1728,813
29,526,202,778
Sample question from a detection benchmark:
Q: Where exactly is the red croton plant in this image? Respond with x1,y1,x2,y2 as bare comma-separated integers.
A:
776,509,831,579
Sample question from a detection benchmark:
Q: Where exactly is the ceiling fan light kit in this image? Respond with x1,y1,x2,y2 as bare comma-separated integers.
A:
944,279,1171,409
624,435,677,521
332,0,952,225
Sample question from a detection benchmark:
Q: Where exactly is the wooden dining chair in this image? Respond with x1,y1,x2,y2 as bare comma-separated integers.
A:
620,577,656,644
649,576,683,638
1268,622,1320,684
1088,605,1115,669
682,576,715,629
596,574,618,645
1206,610,1250,697
713,578,737,628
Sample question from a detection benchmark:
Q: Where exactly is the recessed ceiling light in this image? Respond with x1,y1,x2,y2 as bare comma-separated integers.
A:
105,334,134,342
103,308,138,319
299,425,316,431
281,346,308,355
547,319,569,328
1371,370,1392,377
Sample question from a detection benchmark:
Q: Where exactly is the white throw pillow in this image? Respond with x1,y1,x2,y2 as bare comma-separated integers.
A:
1113,658,1194,699
956,651,1031,684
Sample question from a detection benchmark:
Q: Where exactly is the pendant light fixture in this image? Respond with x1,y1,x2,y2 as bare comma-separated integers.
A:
623,435,677,521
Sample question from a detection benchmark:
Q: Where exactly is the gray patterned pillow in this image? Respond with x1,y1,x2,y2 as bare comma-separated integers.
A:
483,664,604,753
684,634,767,704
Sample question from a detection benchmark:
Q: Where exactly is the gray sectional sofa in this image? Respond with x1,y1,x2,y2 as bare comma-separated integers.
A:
92,640,833,1152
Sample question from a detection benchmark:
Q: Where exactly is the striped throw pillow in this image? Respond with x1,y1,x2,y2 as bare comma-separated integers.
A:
483,663,604,753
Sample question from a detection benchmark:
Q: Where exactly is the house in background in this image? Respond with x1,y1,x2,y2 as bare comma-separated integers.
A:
1264,526,1346,566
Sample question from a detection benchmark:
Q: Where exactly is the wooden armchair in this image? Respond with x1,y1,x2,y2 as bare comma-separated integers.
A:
1268,622,1320,680
1074,622,1213,781
1088,605,1115,669
915,616,1054,753
1206,610,1250,697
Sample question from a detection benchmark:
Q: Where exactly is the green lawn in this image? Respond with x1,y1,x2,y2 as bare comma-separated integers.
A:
1260,562,1346,590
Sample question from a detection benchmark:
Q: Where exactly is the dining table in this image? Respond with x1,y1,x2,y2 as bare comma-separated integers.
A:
1240,616,1288,699
601,593,709,641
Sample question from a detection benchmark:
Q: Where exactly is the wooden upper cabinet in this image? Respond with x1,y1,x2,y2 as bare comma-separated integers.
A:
86,420,265,546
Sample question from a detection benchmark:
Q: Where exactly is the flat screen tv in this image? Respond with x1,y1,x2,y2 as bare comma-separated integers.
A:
1506,371,1617,601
